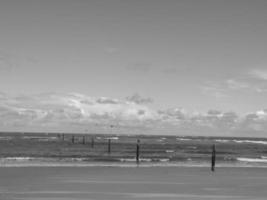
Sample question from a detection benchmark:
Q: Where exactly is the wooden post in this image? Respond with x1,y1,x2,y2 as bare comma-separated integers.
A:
91,137,94,148
211,144,216,172
62,134,65,141
108,139,111,154
83,136,86,145
136,139,140,164
72,135,75,144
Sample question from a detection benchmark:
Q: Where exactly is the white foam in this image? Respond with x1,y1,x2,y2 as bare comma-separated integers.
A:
187,146,197,149
105,137,119,140
0,136,12,140
215,139,267,145
22,136,58,141
237,157,267,163
215,139,230,143
166,150,174,153
233,140,267,145
119,158,136,162
2,157,33,161
176,138,191,141
159,158,170,162
1,160,267,168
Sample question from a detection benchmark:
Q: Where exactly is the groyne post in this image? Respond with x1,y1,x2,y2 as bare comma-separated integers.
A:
108,139,111,154
83,136,86,145
91,137,94,148
211,144,216,172
136,139,140,164
72,135,75,144
62,134,65,141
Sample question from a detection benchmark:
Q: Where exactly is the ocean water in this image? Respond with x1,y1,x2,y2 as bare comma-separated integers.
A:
0,132,267,167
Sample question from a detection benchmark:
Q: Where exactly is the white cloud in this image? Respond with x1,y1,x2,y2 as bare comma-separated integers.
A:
200,83,228,98
96,97,120,104
240,110,267,132
0,92,267,136
226,79,249,90
126,93,153,104
0,93,159,131
202,77,267,97
249,69,267,80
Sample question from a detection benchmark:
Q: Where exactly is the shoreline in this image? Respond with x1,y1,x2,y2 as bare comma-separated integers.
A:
1,161,267,168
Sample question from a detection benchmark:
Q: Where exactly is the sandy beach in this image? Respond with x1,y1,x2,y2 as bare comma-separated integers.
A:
0,166,267,200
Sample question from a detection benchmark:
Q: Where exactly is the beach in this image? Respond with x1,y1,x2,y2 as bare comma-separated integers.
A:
1,133,267,199
1,166,267,200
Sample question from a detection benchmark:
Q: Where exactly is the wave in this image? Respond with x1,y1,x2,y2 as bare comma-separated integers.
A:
0,157,87,162
2,156,267,168
2,157,33,161
105,137,119,140
0,136,12,140
0,158,212,168
119,158,170,162
22,136,58,141
176,138,192,141
237,157,267,163
166,150,175,153
215,139,267,145
233,140,267,145
215,139,230,143
0,156,203,167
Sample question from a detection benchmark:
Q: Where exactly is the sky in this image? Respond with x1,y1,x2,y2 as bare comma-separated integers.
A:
0,0,267,136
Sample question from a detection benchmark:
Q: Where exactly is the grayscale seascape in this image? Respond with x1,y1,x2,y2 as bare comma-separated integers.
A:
1,0,267,199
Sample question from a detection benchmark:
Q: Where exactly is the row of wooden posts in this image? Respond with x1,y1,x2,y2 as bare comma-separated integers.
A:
61,134,95,147
60,134,216,171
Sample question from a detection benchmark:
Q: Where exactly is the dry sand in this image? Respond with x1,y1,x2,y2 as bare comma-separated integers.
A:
0,166,267,200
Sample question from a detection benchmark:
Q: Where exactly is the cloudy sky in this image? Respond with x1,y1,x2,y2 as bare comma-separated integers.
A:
0,0,267,136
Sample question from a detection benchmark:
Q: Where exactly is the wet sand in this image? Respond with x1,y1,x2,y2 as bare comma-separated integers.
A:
0,166,267,200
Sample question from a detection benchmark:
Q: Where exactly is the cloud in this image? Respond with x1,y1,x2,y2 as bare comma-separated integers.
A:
0,93,159,132
240,109,267,132
207,110,222,116
225,78,267,93
96,97,120,104
190,110,239,131
202,77,267,97
0,92,267,136
158,108,186,122
249,69,267,80
200,82,228,98
126,93,153,104
226,79,249,90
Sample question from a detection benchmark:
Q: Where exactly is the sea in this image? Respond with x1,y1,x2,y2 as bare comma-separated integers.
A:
1,132,267,168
